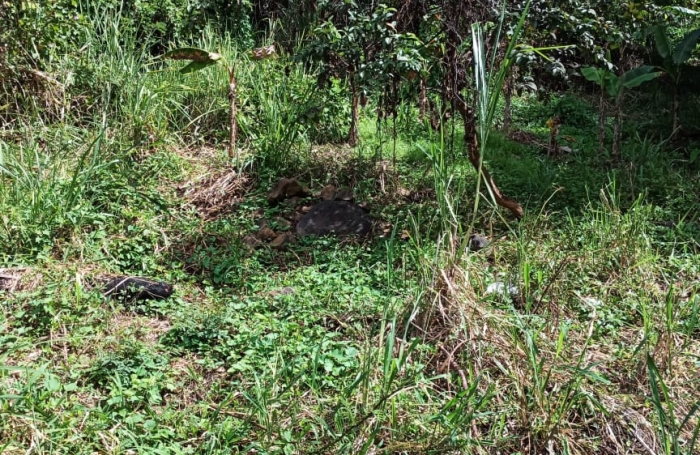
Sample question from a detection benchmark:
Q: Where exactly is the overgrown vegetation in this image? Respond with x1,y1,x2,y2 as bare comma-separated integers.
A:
1,0,699,454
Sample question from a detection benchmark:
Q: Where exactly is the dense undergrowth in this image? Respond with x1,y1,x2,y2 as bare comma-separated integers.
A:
2,7,700,455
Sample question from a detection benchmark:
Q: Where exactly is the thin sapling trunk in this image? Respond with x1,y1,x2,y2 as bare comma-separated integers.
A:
598,91,606,155
228,67,238,161
456,102,524,219
672,84,679,136
419,76,427,121
349,76,359,146
612,93,622,157
503,75,513,133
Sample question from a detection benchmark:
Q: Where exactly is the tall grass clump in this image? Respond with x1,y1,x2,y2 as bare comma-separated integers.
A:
240,57,317,172
0,4,187,260
0,129,115,257
158,27,337,172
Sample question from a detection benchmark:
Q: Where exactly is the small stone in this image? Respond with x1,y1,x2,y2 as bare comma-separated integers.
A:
267,178,309,204
258,227,276,241
582,296,603,307
335,187,354,201
269,286,295,298
486,281,519,299
242,234,263,250
270,233,291,249
468,234,489,251
320,185,336,201
397,187,411,198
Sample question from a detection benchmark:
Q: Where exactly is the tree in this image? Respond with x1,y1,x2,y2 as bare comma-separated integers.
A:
161,45,275,162
582,65,662,156
303,3,424,146
650,25,700,135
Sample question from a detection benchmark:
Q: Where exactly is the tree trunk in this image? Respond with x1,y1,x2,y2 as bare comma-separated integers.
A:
612,94,622,157
672,84,679,136
228,67,237,160
598,93,606,155
548,116,560,157
348,77,359,147
503,76,513,133
419,76,427,121
455,102,524,219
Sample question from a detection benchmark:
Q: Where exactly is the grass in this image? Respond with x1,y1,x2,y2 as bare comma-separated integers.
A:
2,7,700,455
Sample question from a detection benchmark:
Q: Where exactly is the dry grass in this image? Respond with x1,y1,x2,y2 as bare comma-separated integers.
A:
406,231,700,454
164,145,252,219
0,267,41,293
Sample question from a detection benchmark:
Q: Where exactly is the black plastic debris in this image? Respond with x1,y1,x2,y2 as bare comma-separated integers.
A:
102,276,174,301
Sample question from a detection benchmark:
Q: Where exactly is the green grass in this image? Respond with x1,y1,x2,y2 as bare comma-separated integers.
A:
2,7,700,455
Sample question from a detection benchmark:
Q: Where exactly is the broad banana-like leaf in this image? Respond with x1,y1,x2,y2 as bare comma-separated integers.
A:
180,60,218,74
672,28,700,65
581,66,605,85
666,6,699,16
652,25,672,60
162,47,222,63
603,75,619,97
619,65,662,89
582,66,618,97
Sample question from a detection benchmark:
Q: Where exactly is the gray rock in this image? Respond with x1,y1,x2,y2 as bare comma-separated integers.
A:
102,276,174,301
468,234,489,251
485,281,519,299
296,201,372,237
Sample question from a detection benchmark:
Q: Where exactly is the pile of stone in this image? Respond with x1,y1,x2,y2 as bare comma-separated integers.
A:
246,178,372,250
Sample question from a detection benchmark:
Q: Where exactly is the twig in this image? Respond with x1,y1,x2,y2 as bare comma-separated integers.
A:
438,344,468,390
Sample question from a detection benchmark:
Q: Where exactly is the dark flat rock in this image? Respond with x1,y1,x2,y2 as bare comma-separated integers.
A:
296,201,371,237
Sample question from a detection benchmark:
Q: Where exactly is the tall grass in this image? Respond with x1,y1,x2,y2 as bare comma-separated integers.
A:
0,6,207,264
0,128,113,256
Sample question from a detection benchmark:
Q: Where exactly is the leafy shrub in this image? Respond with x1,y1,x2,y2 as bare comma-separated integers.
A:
302,77,351,144
552,95,597,128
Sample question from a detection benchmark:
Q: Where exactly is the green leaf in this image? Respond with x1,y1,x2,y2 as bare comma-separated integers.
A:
672,28,700,65
581,66,605,85
582,67,619,97
180,61,218,74
666,6,700,16
619,65,662,89
690,149,700,164
162,47,222,63
652,25,672,60
604,74,620,97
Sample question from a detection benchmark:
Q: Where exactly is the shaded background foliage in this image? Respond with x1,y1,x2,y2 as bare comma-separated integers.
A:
3,0,700,126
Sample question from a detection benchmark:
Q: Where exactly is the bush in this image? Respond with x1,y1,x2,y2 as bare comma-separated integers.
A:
552,95,597,129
